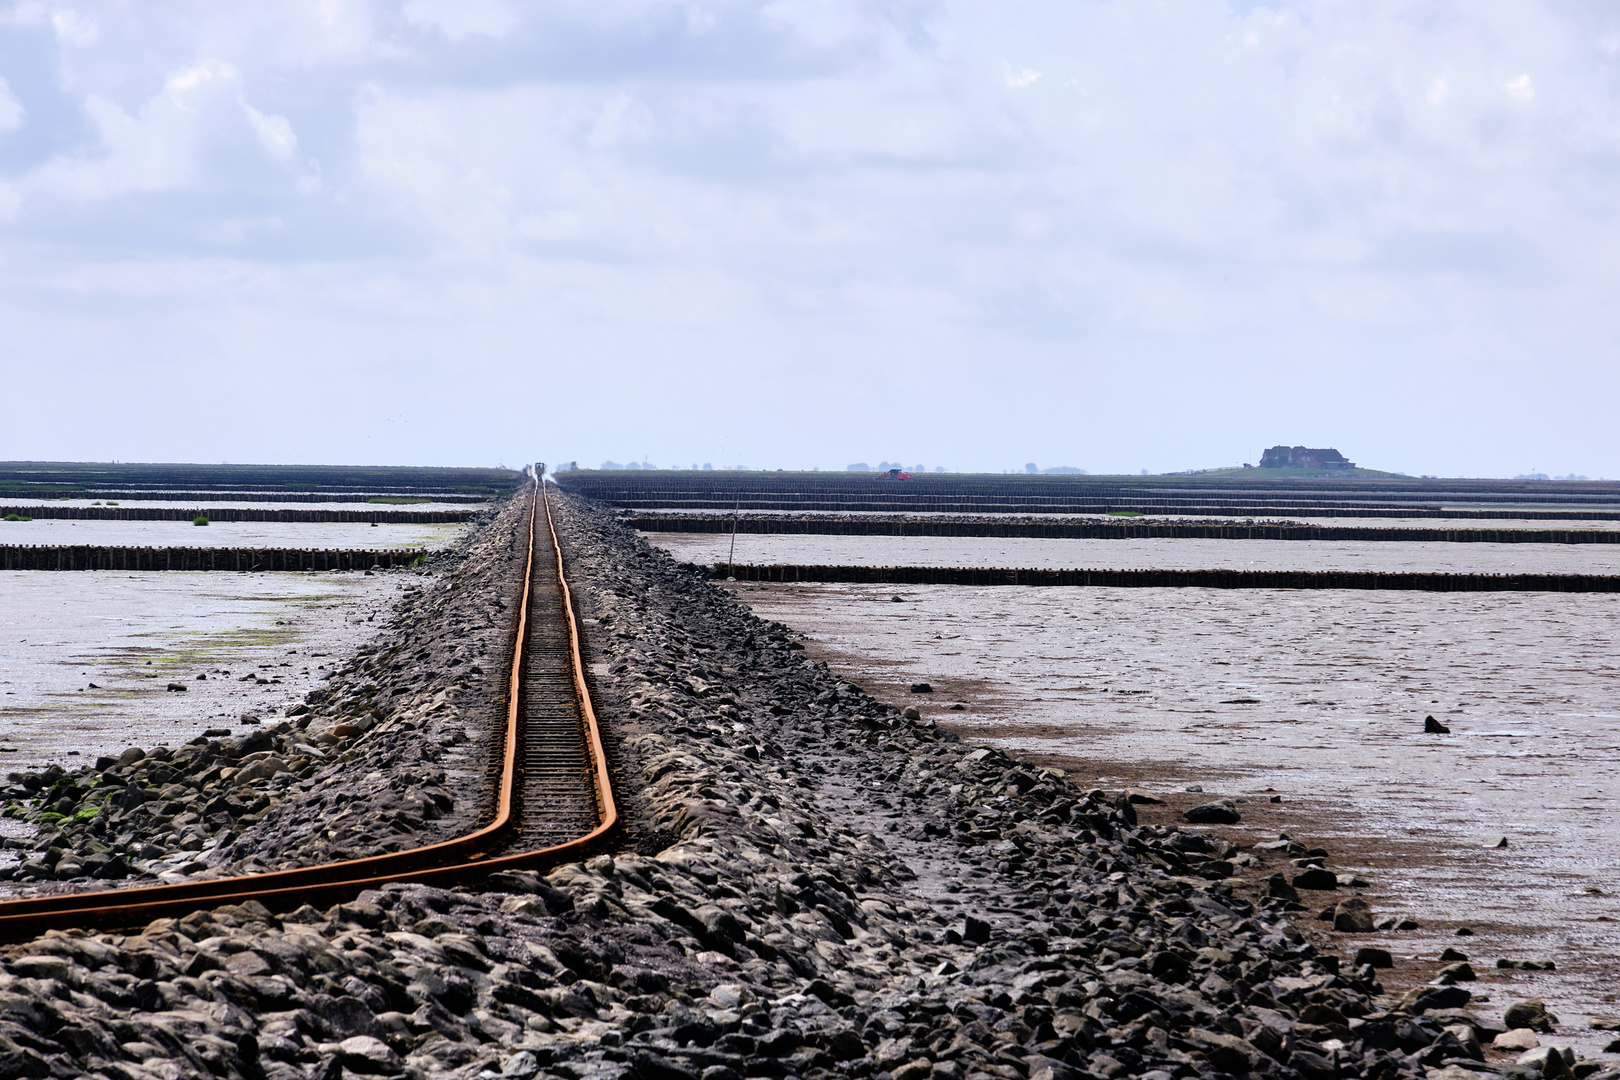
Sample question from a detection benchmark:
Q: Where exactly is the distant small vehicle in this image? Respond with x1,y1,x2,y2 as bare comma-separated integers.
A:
881,469,913,479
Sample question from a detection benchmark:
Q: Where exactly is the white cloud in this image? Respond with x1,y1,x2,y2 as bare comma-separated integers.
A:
23,58,313,201
198,214,284,244
0,75,21,130
402,0,516,40
244,103,298,164
1005,68,1040,89
50,8,97,46
1505,74,1534,101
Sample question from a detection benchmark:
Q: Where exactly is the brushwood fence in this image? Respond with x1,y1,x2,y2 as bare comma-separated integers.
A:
610,499,1620,520
633,516,1620,544
714,563,1620,593
0,491,492,504
0,505,474,523
1,547,425,571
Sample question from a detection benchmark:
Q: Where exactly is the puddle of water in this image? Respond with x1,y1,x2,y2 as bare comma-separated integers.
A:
649,533,1620,575
0,570,413,775
0,519,466,549
728,581,1620,1053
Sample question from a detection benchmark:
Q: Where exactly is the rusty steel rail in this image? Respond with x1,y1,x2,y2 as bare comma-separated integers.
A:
0,475,618,942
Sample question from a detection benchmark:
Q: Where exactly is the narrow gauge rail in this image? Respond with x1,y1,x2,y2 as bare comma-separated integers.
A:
0,475,616,943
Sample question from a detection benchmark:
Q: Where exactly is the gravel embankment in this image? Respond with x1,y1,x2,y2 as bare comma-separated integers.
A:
0,491,1612,1080
0,495,522,888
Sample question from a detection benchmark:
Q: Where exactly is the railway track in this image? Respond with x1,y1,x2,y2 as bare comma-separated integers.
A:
0,474,616,943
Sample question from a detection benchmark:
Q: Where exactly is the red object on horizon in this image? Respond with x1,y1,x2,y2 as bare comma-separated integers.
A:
882,469,913,479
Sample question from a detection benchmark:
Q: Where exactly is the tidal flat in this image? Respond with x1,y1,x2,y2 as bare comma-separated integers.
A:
0,518,467,550
0,569,414,783
649,532,1620,575
721,579,1620,1057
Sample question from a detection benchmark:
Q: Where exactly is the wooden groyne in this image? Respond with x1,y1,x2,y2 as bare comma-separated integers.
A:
1,505,474,523
0,490,492,504
715,563,1620,592
614,499,1620,520
635,515,1620,544
0,546,425,571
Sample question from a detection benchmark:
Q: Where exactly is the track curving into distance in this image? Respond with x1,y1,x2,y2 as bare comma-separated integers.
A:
0,474,617,943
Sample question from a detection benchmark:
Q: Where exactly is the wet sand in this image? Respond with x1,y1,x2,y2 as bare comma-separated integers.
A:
0,570,410,789
649,532,1620,575
721,579,1620,1055
0,519,467,550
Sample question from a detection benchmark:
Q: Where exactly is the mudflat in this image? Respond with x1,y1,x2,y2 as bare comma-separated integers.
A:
648,532,1620,575
0,569,413,793
724,578,1620,1058
0,518,466,549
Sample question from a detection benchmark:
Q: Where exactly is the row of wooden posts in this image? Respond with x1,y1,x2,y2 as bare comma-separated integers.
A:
715,563,1620,593
634,516,1620,545
0,547,425,571
0,505,473,523
617,500,1620,521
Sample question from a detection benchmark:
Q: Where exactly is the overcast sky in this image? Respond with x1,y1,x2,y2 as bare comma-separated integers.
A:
0,1,1615,477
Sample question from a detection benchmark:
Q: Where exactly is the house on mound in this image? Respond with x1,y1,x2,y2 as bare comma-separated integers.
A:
1259,445,1356,470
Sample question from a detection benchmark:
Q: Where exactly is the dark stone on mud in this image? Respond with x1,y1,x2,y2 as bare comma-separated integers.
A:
166,682,188,692
1410,985,1473,1013
962,916,992,945
1506,999,1559,1033
1262,874,1299,902
1417,1029,1478,1066
1355,946,1393,968
1333,897,1375,932
1111,792,1137,825
1292,867,1338,891
909,683,933,693
1522,1046,1574,1079
1184,799,1240,824
1425,715,1451,733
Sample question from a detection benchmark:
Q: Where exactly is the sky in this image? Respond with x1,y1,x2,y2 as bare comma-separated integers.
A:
0,1,1617,478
